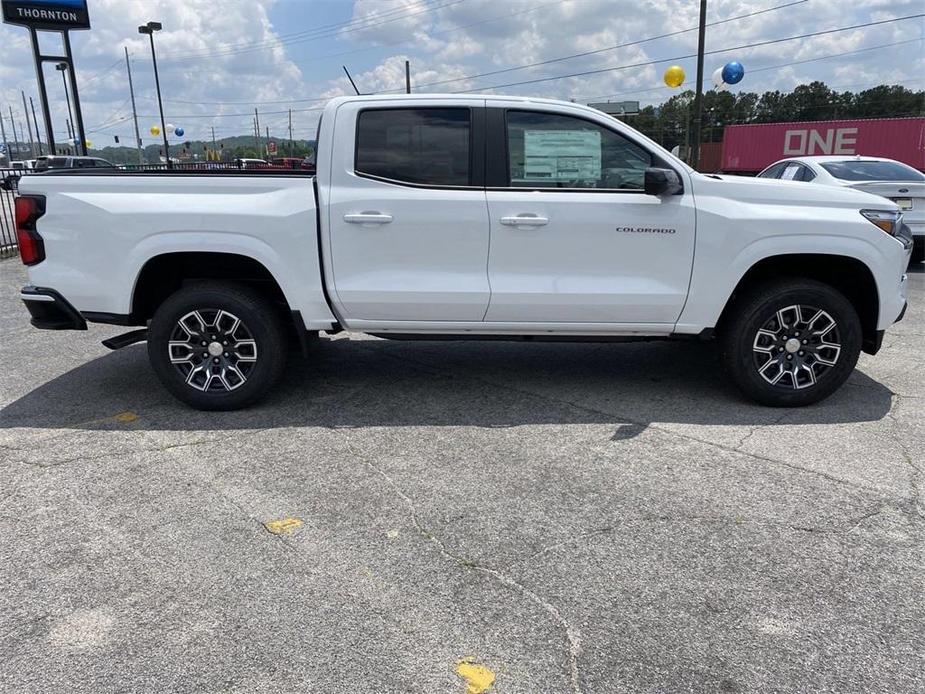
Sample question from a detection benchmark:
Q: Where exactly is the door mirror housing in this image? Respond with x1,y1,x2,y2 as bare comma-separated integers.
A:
644,167,683,196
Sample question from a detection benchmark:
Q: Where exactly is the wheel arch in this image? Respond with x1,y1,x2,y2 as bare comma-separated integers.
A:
130,251,291,324
715,253,880,354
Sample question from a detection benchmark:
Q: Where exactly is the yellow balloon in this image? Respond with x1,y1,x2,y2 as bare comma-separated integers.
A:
85,141,92,149
150,125,161,136
664,65,685,88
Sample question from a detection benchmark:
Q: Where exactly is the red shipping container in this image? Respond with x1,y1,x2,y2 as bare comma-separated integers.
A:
721,117,925,173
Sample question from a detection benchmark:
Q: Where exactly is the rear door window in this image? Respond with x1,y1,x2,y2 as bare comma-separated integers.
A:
355,108,471,187
757,162,786,179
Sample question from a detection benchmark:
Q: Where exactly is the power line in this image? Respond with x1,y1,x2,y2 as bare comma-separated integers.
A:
80,57,125,86
449,12,925,93
578,37,924,103
163,0,452,59
162,0,469,62
387,0,808,93
158,0,569,105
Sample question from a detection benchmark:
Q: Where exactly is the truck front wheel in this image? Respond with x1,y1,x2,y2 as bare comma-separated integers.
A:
721,279,862,407
147,282,286,410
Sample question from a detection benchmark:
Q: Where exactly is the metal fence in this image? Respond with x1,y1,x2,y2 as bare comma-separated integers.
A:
0,168,24,260
120,160,314,172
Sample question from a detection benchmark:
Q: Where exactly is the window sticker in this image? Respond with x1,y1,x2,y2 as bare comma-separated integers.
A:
521,130,601,181
780,165,800,181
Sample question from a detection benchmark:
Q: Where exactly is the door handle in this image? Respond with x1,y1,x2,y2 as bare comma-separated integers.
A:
344,212,393,224
500,214,549,227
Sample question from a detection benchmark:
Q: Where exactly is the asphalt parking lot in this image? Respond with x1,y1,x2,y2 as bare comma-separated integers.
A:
1,261,923,694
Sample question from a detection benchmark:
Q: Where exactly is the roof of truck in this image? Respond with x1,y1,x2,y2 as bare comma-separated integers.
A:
324,93,595,110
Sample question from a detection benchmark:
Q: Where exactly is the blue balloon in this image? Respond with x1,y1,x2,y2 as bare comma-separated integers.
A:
174,127,184,137
721,61,745,85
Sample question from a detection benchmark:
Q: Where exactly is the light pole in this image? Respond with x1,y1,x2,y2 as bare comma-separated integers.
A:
55,62,75,153
138,21,170,168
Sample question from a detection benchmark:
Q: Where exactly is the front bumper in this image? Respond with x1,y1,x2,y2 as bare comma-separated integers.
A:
20,286,87,330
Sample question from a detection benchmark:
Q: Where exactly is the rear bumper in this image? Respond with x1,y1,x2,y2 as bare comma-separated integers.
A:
20,286,87,330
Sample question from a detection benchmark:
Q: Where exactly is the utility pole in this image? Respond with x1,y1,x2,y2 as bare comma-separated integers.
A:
29,97,43,156
265,126,270,158
8,107,18,160
211,125,216,160
0,110,9,164
405,59,411,94
124,47,143,165
690,0,707,170
254,108,261,157
288,108,293,157
21,92,35,157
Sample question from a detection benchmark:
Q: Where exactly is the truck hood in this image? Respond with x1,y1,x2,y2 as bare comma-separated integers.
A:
694,173,899,211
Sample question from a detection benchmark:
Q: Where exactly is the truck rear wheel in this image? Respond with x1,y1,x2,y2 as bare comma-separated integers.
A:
147,282,286,410
721,279,862,407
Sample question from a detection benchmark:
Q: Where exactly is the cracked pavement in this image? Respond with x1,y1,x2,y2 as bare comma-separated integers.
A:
1,261,923,693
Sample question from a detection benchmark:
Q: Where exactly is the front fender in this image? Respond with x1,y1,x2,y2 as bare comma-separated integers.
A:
676,233,899,333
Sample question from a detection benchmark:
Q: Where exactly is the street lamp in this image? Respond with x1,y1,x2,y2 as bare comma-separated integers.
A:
138,21,170,168
55,62,75,151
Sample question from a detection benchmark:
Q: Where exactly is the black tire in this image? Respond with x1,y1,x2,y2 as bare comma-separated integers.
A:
147,282,286,410
721,279,862,407
911,237,924,265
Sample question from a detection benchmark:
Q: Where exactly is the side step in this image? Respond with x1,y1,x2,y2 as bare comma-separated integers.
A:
102,328,148,351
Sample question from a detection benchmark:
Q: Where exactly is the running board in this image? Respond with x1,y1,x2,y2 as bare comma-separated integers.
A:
102,328,148,350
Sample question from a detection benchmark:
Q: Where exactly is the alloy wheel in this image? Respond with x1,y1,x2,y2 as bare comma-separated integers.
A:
167,309,258,391
752,304,841,390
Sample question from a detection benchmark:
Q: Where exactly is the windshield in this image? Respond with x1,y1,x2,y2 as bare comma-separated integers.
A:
821,160,925,182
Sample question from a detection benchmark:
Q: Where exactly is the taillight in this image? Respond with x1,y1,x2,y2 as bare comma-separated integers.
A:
15,195,46,266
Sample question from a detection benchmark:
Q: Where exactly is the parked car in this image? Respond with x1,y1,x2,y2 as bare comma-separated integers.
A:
33,155,116,171
758,156,924,263
234,158,271,169
9,160,34,171
270,157,313,170
15,94,911,410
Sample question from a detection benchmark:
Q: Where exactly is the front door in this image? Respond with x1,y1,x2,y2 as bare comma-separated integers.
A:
485,107,696,325
326,103,489,322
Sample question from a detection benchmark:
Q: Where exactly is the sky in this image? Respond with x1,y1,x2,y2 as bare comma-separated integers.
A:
0,0,922,148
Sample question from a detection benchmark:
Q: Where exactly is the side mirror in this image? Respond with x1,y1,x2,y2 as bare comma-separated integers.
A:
644,167,682,196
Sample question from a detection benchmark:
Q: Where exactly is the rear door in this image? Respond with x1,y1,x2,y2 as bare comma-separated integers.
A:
325,100,490,322
483,104,696,325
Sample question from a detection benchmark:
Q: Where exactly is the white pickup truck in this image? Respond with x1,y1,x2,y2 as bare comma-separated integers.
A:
15,94,912,410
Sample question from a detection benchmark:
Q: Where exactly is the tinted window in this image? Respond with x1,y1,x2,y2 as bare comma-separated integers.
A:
798,165,816,182
758,162,786,179
820,160,925,182
356,108,470,186
506,111,651,189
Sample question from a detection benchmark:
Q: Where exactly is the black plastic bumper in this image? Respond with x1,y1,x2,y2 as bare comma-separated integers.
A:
21,286,88,330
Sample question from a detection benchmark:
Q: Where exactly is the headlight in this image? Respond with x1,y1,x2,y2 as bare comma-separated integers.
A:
860,209,903,236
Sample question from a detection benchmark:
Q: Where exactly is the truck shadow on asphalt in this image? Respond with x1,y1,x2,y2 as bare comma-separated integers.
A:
0,337,894,438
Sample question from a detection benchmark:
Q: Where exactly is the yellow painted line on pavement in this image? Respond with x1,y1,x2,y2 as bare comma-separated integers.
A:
456,659,495,693
264,517,303,535
113,411,139,423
